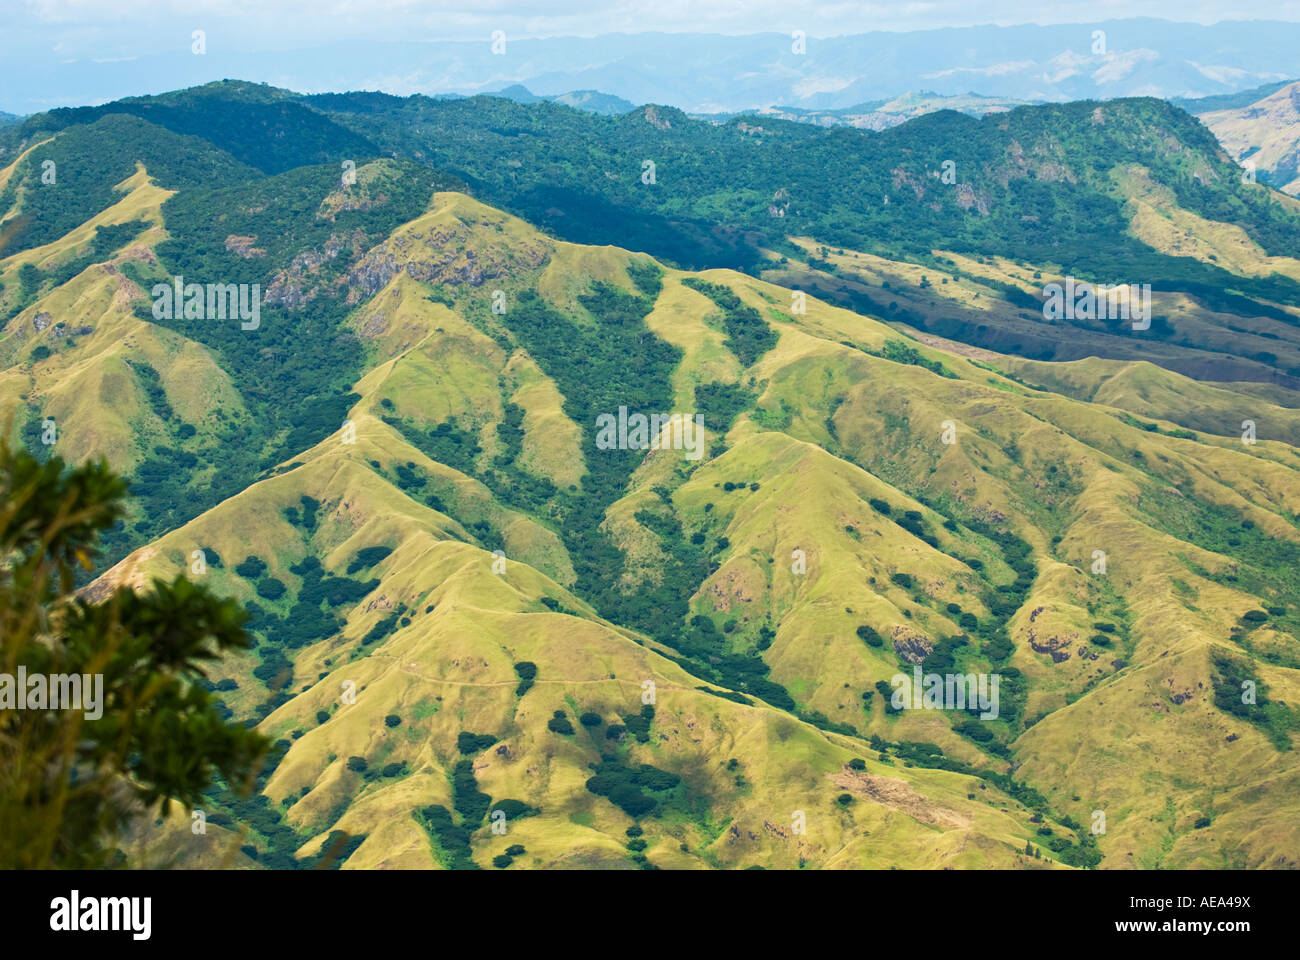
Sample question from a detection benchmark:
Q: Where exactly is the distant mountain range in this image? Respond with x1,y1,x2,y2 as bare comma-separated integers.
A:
6,19,1300,116
697,91,1034,130
492,84,636,115
493,85,1029,129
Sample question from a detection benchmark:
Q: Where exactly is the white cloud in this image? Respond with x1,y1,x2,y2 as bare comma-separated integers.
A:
1092,48,1160,85
924,60,1038,80
1189,61,1274,85
792,75,859,97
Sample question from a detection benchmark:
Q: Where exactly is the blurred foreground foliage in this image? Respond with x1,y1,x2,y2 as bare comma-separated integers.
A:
0,440,267,868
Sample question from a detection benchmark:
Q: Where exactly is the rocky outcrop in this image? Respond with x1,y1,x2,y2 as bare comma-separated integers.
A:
224,235,266,258
264,229,368,310
344,221,547,303
891,626,933,664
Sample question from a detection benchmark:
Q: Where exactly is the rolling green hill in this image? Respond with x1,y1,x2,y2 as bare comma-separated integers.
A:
4,86,1300,870
13,80,1300,387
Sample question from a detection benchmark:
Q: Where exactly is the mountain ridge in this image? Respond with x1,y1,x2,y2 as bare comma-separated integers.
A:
3,86,1299,869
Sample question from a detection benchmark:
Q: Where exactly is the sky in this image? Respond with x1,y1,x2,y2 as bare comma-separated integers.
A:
9,0,1300,61
4,1,1300,115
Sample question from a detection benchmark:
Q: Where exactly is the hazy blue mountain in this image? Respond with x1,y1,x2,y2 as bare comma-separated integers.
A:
493,83,543,104
493,84,635,115
5,20,1300,116
549,89,636,115
696,91,1035,130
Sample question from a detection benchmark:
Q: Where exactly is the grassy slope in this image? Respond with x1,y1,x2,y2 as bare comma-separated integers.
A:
1199,82,1300,196
0,164,243,473
11,158,1295,868
594,264,1300,868
92,411,1054,870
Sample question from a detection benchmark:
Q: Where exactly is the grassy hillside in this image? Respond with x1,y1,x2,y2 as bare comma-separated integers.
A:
74,202,1300,868
1198,82,1300,196
5,88,1300,869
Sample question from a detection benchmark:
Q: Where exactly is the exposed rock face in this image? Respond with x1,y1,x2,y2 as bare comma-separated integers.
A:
891,626,933,664
348,250,401,299
32,312,52,332
642,106,672,131
832,767,969,829
954,182,990,215
892,166,927,200
48,323,93,338
264,229,368,310
318,188,379,220
344,219,547,303
317,166,394,222
359,308,387,339
1027,625,1072,662
224,234,266,258
970,502,1008,525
